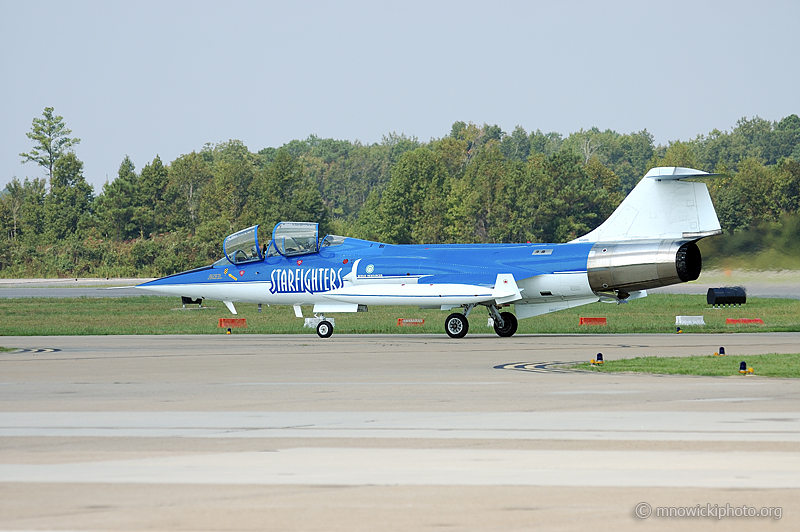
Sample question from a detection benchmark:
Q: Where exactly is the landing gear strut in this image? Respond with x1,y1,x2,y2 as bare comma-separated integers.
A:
489,305,518,337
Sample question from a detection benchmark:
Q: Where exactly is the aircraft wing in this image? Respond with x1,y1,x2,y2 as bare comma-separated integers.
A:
317,273,522,308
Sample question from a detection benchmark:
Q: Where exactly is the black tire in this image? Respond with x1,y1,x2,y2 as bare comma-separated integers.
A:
493,311,518,337
445,313,469,338
316,320,333,338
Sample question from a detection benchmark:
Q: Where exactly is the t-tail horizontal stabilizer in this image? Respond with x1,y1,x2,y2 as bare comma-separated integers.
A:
571,167,722,243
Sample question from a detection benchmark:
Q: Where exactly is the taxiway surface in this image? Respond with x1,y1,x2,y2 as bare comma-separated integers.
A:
1,333,798,530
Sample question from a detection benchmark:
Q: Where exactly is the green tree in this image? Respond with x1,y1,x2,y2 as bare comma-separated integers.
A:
431,136,470,180
529,129,563,156
731,116,773,162
583,157,624,222
774,158,800,214
459,143,505,242
165,151,212,234
95,156,138,240
449,122,504,164
381,132,422,165
769,114,800,163
245,148,328,234
648,140,698,170
198,141,258,237
19,178,47,243
713,158,777,233
484,159,531,242
376,147,448,244
136,155,169,237
19,107,81,186
445,173,482,243
565,128,605,164
352,187,383,240
615,130,655,191
692,115,800,171
500,125,531,162
561,128,654,192
45,152,94,241
541,151,610,242
517,155,557,242
1,178,26,239
298,133,420,224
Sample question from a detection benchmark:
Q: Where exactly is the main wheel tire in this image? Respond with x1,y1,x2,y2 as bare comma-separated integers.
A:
493,311,518,337
316,320,333,338
445,313,469,338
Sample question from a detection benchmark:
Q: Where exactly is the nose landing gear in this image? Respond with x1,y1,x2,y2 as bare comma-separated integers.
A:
445,313,469,338
316,320,333,338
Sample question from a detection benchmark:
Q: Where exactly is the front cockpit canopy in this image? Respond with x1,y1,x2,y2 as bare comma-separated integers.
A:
223,225,263,264
271,221,320,256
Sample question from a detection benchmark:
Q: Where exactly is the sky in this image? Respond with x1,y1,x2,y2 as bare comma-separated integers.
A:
1,0,798,190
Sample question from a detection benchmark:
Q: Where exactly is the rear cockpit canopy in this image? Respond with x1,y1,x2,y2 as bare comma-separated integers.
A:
268,222,346,256
271,222,320,256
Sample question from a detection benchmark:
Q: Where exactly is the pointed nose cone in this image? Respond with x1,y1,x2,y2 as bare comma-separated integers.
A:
135,277,171,294
136,265,214,297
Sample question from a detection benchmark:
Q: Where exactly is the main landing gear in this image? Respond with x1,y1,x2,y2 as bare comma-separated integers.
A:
493,311,518,337
444,305,518,339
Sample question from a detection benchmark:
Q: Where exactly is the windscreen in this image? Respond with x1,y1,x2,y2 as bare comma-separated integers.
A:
320,234,346,248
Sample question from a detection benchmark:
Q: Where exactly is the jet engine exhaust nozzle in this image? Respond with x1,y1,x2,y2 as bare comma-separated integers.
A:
586,240,701,294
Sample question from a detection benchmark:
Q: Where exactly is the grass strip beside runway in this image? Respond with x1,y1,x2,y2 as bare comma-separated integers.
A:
0,293,799,336
573,353,800,378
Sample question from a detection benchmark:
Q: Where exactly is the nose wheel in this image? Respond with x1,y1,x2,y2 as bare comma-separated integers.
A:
445,313,469,338
316,320,333,338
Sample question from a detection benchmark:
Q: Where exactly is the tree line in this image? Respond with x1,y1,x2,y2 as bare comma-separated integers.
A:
1,108,799,278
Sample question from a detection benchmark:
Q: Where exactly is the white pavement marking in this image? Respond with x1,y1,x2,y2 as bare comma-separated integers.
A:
1,411,798,442
1,448,798,488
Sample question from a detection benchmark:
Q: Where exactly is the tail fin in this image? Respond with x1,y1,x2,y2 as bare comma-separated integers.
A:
571,167,722,243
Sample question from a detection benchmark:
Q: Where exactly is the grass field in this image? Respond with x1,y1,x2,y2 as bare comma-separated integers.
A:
0,293,799,336
572,353,800,378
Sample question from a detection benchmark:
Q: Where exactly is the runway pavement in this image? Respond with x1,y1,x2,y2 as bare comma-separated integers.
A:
1,333,798,530
0,278,159,299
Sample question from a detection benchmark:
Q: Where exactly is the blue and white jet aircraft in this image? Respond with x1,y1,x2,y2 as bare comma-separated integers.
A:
138,167,722,338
